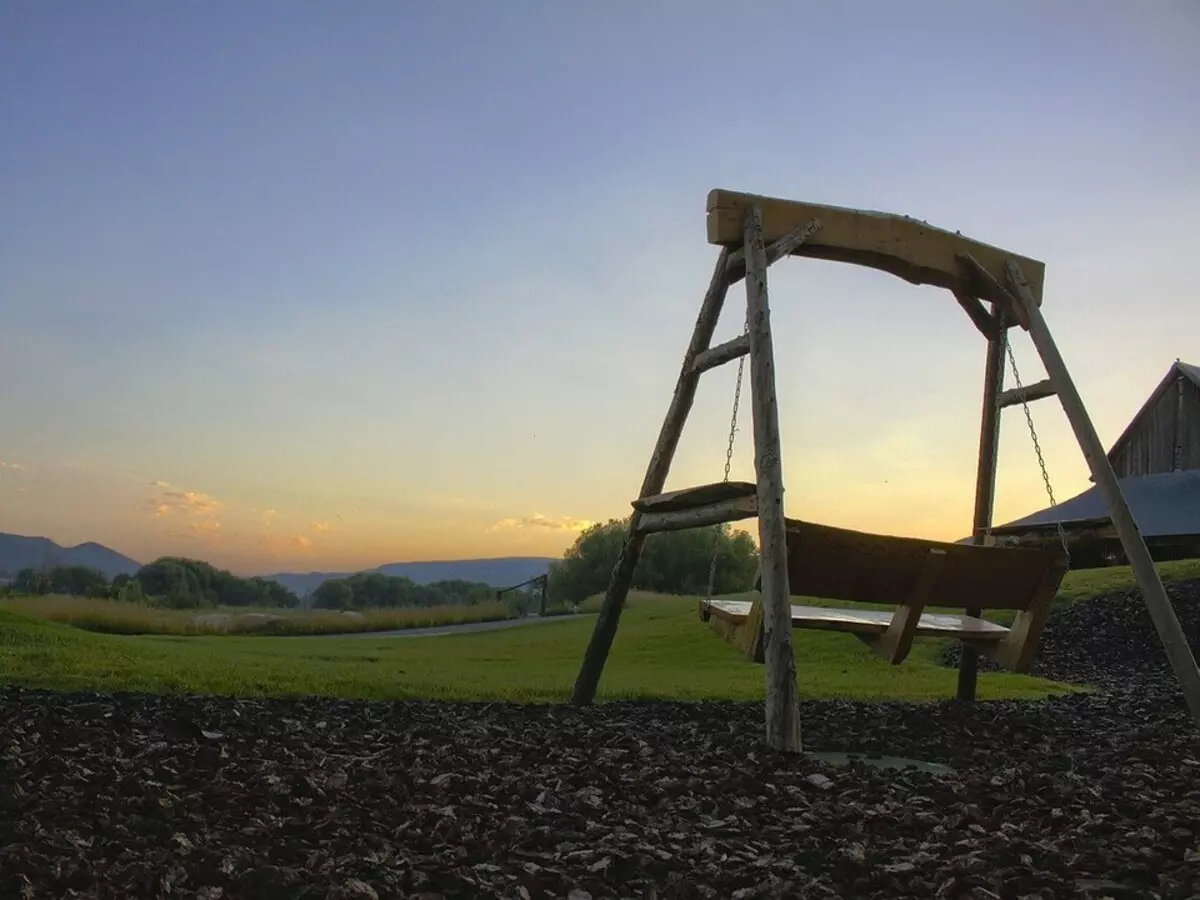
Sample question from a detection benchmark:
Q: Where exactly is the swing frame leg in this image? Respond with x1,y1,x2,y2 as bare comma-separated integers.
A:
958,307,1006,701
1002,260,1200,727
571,248,734,707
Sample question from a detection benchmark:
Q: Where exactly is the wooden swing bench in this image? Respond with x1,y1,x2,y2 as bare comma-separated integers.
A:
632,480,1070,672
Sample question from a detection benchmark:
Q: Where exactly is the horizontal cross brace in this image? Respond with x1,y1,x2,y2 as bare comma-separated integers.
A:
633,495,758,535
998,378,1057,409
692,334,750,375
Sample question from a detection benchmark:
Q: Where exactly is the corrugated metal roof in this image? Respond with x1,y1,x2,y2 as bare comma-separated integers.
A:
993,470,1200,538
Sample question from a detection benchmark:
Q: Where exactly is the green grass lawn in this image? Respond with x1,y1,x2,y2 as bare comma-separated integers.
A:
1052,556,1200,604
2,558,1194,706
0,592,1070,704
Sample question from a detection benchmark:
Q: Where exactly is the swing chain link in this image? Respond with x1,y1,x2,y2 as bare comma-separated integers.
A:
704,314,752,608
1002,333,1072,568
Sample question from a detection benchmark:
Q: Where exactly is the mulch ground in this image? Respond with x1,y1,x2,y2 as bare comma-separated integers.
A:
3,583,1200,899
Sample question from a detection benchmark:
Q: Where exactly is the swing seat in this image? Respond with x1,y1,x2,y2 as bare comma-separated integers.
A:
707,517,1069,671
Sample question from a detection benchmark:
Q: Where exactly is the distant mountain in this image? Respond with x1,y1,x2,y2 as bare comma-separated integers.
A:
264,557,557,598
0,530,558,597
0,533,142,580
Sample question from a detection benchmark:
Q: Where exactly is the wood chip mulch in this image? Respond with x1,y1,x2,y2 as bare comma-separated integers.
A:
2,581,1199,899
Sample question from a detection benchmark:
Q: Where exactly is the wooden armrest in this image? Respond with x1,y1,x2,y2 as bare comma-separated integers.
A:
981,557,1069,672
866,548,947,665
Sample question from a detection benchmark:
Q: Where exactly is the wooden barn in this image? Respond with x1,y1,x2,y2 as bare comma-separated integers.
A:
988,359,1200,567
1106,359,1200,477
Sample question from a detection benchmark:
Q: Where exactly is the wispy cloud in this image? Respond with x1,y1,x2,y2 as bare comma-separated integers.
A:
310,520,332,533
487,512,594,534
259,533,313,551
149,479,224,548
0,458,29,473
149,480,224,519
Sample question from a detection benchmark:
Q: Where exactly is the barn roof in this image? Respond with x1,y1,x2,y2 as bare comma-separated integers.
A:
1106,359,1200,466
991,469,1200,539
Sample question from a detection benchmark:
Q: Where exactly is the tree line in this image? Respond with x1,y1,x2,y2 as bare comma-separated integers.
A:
7,557,303,609
309,573,497,610
5,557,504,613
4,521,760,612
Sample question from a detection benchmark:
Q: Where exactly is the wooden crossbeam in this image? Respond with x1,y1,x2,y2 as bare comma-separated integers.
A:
998,378,1057,409
692,334,750,374
633,495,758,535
633,480,758,514
709,189,1047,305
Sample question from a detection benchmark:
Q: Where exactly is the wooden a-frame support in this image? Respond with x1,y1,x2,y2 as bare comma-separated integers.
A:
571,190,1200,752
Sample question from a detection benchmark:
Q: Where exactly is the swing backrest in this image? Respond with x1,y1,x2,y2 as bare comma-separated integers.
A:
775,518,1066,612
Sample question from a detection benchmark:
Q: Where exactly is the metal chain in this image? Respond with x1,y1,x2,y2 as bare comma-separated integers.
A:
1003,336,1072,568
704,314,751,607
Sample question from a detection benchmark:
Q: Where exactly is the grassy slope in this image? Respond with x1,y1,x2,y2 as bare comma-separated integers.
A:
1053,556,1200,603
2,558,1193,705
0,592,1068,703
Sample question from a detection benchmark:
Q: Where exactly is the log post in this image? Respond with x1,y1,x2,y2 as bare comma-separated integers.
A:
743,204,802,753
570,248,733,706
1005,260,1200,728
958,306,1006,702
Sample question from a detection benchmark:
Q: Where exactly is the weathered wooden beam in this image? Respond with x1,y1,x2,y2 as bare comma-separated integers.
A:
708,189,1046,305
1004,259,1200,728
743,203,803,754
725,219,822,284
957,253,1030,330
998,378,1057,409
571,248,733,707
633,495,758,535
691,334,751,375
632,480,757,514
958,316,1006,702
951,287,1000,338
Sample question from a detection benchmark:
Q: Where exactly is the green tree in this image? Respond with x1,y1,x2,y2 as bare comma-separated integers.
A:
136,558,203,600
312,578,355,610
116,578,145,604
47,565,110,597
133,557,299,609
13,567,50,595
547,519,759,606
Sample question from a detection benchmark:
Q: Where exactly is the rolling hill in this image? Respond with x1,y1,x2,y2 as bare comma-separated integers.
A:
263,557,556,597
0,533,142,580
1,531,556,597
